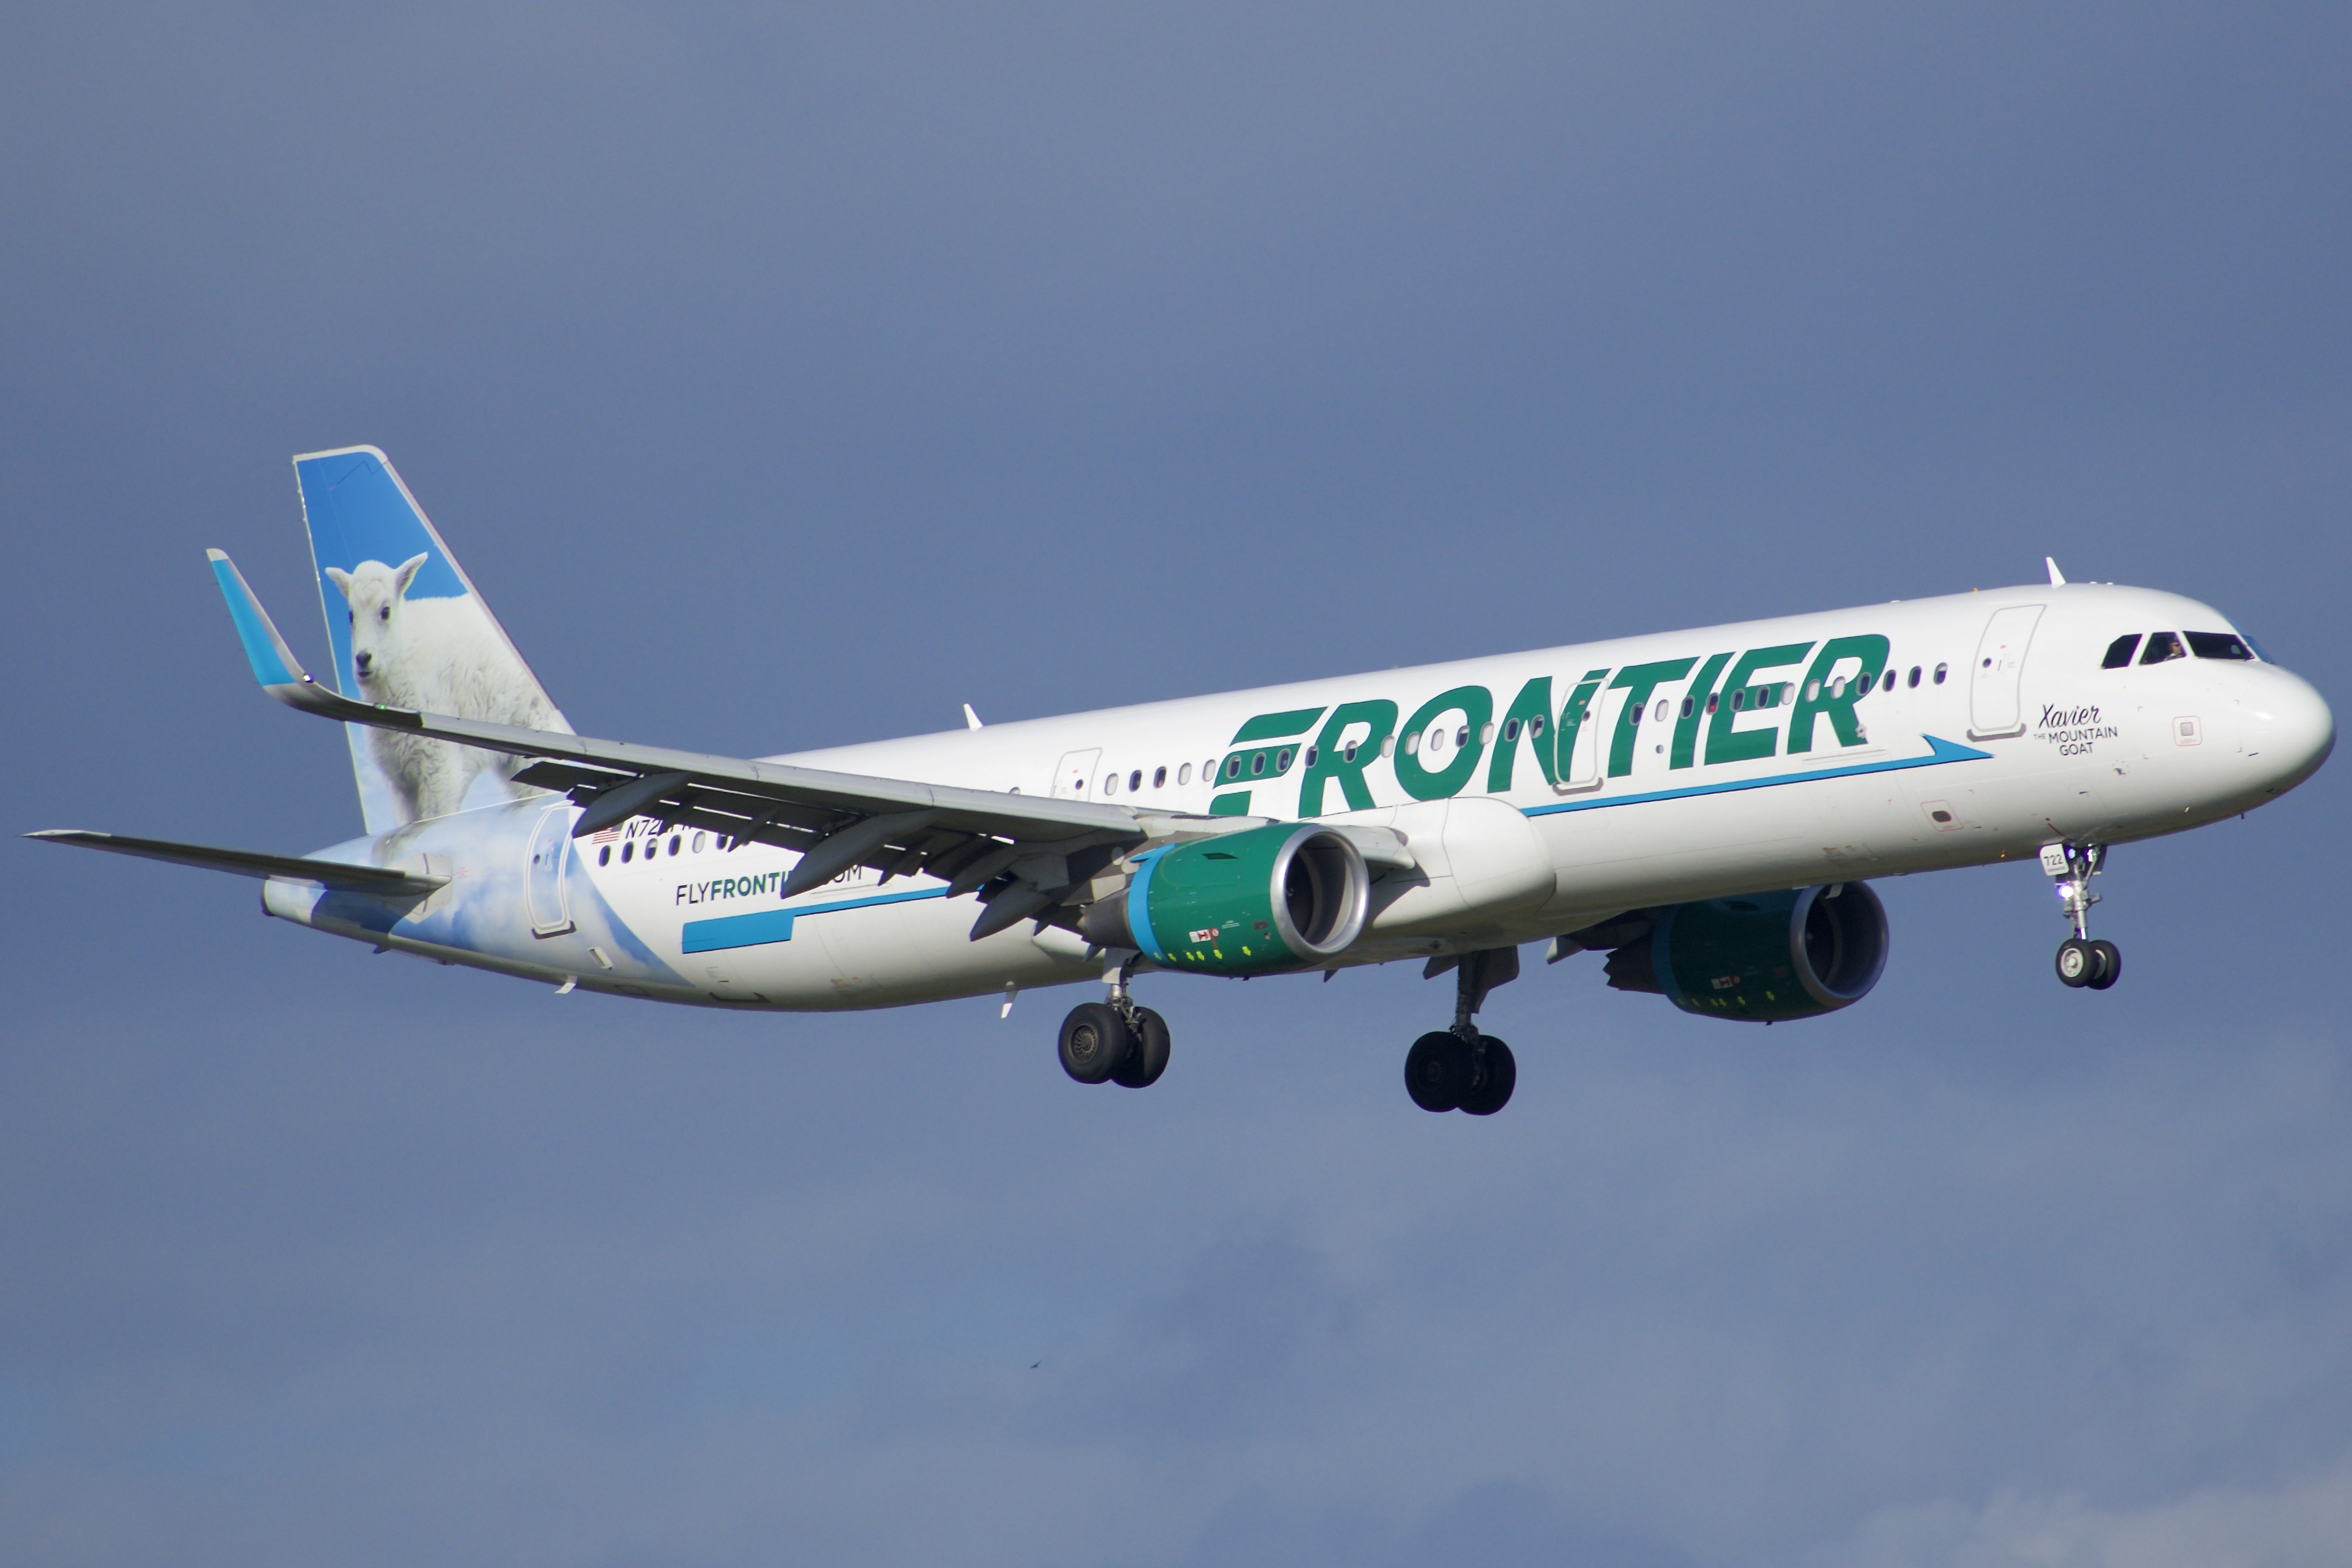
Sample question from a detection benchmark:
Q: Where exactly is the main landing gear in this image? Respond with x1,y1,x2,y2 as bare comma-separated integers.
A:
2044,841,2121,991
1057,957,1170,1089
1406,947,1518,1116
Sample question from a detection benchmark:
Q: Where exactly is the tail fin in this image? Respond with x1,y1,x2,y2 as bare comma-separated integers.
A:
293,446,573,834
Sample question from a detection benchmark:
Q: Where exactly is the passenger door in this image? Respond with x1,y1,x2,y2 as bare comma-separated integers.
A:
526,802,575,936
1969,604,2044,740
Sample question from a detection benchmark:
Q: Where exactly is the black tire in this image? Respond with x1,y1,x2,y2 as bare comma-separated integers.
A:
1058,1002,1133,1084
1405,1031,1470,1112
2087,939,2122,990
1113,1007,1171,1088
1458,1036,1517,1116
2055,937,2098,988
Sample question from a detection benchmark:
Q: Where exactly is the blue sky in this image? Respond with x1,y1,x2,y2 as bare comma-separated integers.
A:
4,6,2349,1564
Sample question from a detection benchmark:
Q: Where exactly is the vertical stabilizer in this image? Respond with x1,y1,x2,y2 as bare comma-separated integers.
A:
293,446,573,834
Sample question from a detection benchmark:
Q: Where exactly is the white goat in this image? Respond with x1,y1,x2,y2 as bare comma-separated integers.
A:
324,554,563,824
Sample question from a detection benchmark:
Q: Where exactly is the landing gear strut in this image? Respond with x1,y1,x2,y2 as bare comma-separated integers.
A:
2044,841,2121,990
1406,948,1518,1115
1057,955,1170,1088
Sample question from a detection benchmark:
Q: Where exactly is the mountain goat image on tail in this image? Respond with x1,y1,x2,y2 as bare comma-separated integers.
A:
324,554,564,824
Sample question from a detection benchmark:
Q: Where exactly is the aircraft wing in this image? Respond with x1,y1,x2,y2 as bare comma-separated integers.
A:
205,550,1207,939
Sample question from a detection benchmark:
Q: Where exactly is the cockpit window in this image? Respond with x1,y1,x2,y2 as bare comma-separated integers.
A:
2243,635,2273,663
2100,634,2142,669
2187,631,2254,661
2139,632,2187,665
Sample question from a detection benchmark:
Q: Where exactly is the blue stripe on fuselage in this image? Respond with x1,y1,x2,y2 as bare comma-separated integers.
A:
1521,733,1991,818
681,885,950,954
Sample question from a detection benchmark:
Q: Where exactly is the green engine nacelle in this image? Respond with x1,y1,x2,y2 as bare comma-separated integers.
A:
1605,882,1888,1022
1079,823,1371,976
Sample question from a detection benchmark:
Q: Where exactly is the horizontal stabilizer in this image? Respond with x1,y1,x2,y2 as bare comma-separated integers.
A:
26,830,448,896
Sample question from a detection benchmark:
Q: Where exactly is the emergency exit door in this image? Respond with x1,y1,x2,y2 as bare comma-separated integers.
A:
1052,749,1101,800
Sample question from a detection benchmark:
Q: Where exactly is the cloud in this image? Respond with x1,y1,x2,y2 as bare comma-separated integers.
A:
1812,1454,2352,1568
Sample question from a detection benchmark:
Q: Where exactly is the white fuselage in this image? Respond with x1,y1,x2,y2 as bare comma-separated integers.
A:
264,580,2334,1010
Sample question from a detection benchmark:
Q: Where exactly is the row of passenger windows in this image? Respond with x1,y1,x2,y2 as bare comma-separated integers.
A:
1093,660,1956,794
597,831,738,866
2101,630,2256,669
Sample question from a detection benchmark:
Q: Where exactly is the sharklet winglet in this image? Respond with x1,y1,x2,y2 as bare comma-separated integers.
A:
207,550,428,726
207,549,311,691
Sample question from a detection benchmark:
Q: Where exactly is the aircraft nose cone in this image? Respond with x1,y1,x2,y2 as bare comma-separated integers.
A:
2243,667,2334,798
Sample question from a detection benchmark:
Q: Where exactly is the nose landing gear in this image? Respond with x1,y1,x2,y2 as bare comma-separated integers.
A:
1405,947,1518,1115
2043,842,2121,990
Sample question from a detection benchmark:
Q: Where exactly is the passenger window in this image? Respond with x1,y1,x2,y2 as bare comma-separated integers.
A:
1225,756,1241,779
1103,773,1118,796
1153,766,1167,788
1251,752,1267,776
669,836,681,856
2101,634,2142,669
1881,670,1895,692
598,846,611,866
621,841,634,863
2187,632,2254,661
2140,632,2186,665
692,832,705,852
1504,718,1521,741
1933,664,1947,684
1128,769,1143,791
1907,665,1921,688
1177,763,1191,785
1729,689,1745,711
1705,693,1718,713
1676,699,1692,720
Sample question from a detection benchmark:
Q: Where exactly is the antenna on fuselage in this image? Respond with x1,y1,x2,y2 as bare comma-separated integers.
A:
2045,556,2067,586
963,703,984,730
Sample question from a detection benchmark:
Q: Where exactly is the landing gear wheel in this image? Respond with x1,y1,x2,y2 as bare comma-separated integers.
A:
1058,1002,1133,1084
1112,1007,1170,1087
2087,939,2122,990
1457,1036,1516,1116
1405,1031,1471,1112
2055,937,2098,988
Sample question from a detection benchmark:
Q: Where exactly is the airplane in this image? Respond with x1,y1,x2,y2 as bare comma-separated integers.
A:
32,447,2335,1115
